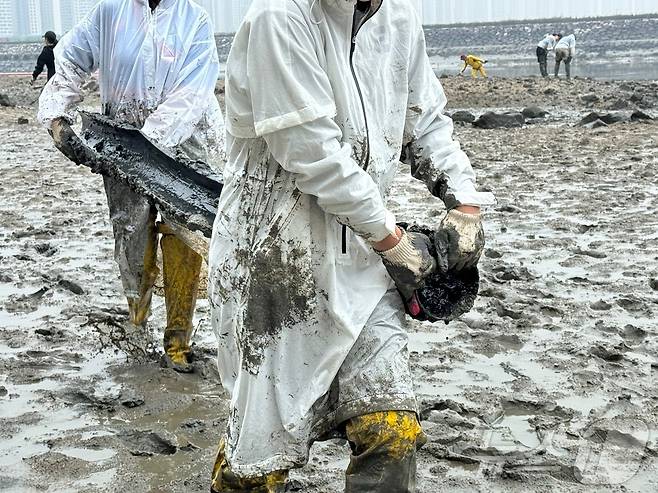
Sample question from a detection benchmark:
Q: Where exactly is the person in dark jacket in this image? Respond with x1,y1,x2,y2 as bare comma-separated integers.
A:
32,31,57,84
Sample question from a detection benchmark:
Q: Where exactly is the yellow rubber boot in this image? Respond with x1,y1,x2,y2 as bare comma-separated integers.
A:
210,439,288,493
345,411,425,493
161,226,202,373
126,215,160,327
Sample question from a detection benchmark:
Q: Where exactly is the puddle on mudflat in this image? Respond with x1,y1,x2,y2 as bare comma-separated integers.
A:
59,447,116,462
487,414,541,451
71,468,117,489
415,348,567,399
556,393,610,416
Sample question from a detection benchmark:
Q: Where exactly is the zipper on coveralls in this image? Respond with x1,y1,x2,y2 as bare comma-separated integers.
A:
145,4,157,99
341,1,383,255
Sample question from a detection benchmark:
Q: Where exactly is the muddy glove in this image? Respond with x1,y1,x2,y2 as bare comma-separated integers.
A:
377,229,437,301
435,210,485,272
49,117,96,167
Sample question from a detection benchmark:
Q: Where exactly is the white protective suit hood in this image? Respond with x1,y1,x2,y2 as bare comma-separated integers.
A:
208,0,495,477
38,0,224,164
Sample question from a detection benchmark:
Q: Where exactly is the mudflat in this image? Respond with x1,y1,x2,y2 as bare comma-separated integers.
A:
0,75,656,492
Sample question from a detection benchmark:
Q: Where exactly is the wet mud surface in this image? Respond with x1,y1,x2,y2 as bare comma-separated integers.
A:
1,75,657,492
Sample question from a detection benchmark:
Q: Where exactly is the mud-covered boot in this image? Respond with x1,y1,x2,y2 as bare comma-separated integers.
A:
160,225,203,373
163,328,193,373
211,439,288,493
344,411,425,493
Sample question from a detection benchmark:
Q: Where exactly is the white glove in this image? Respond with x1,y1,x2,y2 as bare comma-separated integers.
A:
377,229,436,299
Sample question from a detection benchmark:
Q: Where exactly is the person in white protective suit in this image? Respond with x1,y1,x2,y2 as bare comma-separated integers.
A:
208,0,495,491
38,0,224,372
554,33,576,79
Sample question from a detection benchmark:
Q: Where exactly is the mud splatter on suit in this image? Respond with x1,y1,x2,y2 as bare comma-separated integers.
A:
208,0,494,481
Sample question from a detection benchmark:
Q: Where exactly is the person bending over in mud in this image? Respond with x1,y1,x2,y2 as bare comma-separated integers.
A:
37,0,225,372
536,33,559,78
554,33,576,79
460,54,488,78
207,0,494,491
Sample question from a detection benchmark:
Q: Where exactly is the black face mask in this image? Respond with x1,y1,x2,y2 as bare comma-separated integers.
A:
352,1,372,37
355,0,371,13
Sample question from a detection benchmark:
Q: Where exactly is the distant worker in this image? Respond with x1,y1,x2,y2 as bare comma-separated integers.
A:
460,54,488,78
554,33,576,79
38,0,225,372
31,31,58,85
536,33,559,78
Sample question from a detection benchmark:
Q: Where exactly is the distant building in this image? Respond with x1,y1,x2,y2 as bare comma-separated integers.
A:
56,0,78,34
39,0,55,35
0,0,12,39
215,0,251,33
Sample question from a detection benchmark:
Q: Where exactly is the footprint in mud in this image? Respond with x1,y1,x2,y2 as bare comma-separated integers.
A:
619,325,647,345
4,287,51,314
615,296,649,313
118,429,178,456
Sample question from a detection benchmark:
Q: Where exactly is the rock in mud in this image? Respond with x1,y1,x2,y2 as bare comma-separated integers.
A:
450,110,476,123
586,120,608,130
631,110,654,121
473,111,525,129
580,93,600,104
493,301,524,320
496,204,522,213
17,117,28,125
650,278,658,291
120,392,145,408
34,242,57,256
61,389,116,411
579,112,626,126
0,386,7,397
0,94,14,107
491,265,534,282
590,300,612,311
522,106,548,119
58,279,85,295
590,344,624,362
484,248,503,259
119,429,178,456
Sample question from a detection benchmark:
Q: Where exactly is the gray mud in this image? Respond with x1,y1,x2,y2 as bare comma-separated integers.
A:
1,76,657,492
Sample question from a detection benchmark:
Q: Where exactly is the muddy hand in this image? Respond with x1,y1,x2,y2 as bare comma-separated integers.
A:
50,117,96,167
376,229,436,300
435,210,485,272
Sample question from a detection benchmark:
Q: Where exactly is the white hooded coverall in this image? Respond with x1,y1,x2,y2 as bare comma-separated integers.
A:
555,33,577,57
38,0,224,298
208,0,495,477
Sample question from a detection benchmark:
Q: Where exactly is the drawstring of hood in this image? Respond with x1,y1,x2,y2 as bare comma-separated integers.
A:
310,0,326,25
